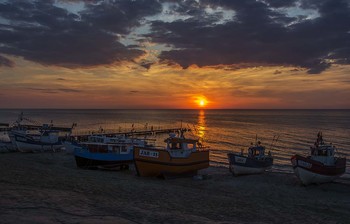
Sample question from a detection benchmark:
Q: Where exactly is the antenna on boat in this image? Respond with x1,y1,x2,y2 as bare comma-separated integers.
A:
269,135,279,151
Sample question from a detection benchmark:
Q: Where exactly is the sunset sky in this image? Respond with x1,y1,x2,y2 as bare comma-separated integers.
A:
0,0,349,109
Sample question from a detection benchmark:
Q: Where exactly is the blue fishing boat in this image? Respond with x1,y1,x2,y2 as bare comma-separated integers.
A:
65,136,150,169
227,140,273,176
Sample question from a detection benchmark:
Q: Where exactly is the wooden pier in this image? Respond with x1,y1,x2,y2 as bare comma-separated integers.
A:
0,123,190,139
0,124,72,132
72,127,190,138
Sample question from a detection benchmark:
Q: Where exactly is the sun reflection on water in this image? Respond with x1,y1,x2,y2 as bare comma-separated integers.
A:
197,110,206,141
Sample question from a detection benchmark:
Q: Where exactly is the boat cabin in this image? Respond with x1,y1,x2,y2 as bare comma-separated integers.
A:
311,132,335,157
40,129,60,143
108,144,131,154
88,135,124,144
309,132,337,165
248,145,266,158
164,133,202,158
88,135,106,143
165,135,198,152
311,144,335,157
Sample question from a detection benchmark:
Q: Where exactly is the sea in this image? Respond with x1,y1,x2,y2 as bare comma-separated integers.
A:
1,109,349,176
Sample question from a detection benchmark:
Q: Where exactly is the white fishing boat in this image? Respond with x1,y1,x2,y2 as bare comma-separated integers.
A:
12,128,64,152
9,113,72,153
227,141,273,176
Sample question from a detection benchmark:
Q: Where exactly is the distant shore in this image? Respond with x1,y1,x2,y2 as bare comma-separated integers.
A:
1,152,349,224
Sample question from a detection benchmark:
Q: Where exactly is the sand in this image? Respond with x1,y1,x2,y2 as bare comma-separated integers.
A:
0,152,349,224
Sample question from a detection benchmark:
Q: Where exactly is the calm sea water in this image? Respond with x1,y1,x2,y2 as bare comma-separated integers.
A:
1,109,349,175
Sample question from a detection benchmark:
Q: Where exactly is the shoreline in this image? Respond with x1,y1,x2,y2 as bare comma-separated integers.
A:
1,152,350,223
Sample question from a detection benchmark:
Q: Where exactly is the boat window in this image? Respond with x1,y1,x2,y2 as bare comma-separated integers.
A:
121,146,127,152
171,142,181,149
187,143,195,150
318,150,327,156
112,146,120,153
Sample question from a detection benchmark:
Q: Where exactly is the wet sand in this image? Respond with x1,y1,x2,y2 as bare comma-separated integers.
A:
0,152,349,224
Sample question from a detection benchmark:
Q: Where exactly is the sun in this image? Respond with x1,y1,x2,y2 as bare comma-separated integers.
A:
194,96,208,107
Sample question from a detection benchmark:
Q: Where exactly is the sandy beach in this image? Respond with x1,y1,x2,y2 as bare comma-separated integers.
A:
0,152,349,224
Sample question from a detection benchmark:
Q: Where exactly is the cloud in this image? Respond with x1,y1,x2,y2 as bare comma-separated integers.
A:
0,55,14,67
0,0,349,74
0,0,162,68
27,87,81,94
149,0,350,73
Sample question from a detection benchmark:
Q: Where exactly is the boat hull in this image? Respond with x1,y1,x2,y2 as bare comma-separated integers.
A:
15,140,62,152
73,144,133,169
62,141,77,154
12,132,62,152
0,141,14,152
227,153,273,176
134,147,209,177
291,154,346,185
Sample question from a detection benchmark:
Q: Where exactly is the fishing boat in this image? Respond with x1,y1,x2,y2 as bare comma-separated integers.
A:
11,126,69,153
291,132,346,185
9,113,72,152
227,139,273,176
134,133,210,178
67,135,150,169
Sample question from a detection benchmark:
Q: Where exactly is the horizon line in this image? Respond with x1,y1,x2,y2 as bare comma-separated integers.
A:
0,108,349,110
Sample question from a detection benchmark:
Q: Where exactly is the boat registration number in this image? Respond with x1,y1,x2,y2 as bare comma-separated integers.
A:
235,157,246,164
139,149,159,158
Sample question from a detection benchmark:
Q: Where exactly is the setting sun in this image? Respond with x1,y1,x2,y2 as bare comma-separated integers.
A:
194,96,208,108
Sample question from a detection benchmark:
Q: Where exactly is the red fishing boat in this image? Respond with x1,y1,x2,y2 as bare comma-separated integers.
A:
291,132,346,185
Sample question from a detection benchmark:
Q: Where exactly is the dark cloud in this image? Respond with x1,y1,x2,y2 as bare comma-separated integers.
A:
0,55,14,67
138,61,153,70
149,0,350,73
0,0,162,68
28,87,81,93
1,0,349,73
57,88,81,93
263,0,297,8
